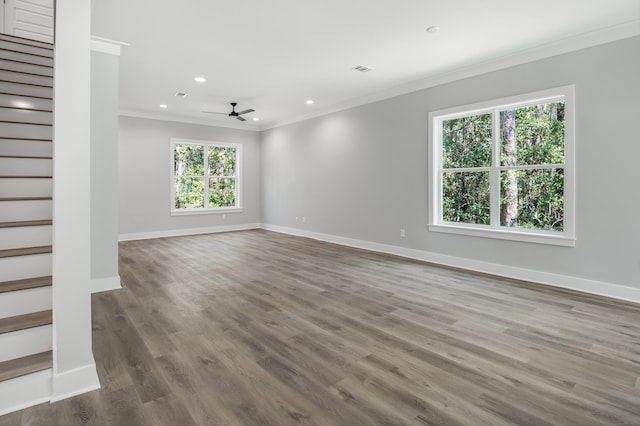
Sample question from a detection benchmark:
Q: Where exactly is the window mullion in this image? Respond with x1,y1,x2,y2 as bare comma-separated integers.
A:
436,120,443,225
204,147,209,209
490,110,501,228
171,143,175,210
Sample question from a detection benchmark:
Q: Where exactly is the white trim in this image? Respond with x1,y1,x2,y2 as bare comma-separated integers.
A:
170,207,243,216
262,20,640,131
119,110,260,132
118,223,261,242
428,85,574,245
90,36,129,56
91,275,122,294
260,223,640,304
170,138,243,213
50,362,100,403
428,224,575,247
0,369,52,416
431,89,567,119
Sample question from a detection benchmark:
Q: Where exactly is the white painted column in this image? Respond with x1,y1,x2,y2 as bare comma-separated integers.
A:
51,0,100,401
90,38,127,294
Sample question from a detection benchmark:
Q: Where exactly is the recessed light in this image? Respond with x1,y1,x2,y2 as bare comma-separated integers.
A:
159,104,168,109
426,26,441,34
306,100,314,105
253,117,260,121
194,77,206,83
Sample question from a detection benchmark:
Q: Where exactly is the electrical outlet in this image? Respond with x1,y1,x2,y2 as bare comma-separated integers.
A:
302,216,306,223
295,217,298,222
222,214,226,220
400,228,406,237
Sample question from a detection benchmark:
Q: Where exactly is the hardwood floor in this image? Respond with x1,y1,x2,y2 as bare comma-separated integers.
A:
2,229,640,425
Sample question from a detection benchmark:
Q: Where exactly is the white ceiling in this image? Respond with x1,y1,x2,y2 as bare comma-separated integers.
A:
91,0,640,131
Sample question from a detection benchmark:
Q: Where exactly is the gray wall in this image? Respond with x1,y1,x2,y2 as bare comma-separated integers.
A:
118,117,261,235
90,51,119,280
260,36,640,289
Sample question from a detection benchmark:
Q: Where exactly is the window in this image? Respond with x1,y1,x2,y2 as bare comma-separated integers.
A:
428,86,575,246
171,138,242,215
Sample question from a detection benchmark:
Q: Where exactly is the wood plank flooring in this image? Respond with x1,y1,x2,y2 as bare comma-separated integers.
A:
2,229,640,425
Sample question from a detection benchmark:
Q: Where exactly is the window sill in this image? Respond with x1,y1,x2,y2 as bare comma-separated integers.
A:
428,223,575,247
171,207,243,217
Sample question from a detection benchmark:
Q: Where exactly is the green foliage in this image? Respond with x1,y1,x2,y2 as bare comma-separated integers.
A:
500,102,564,166
442,101,565,232
209,178,236,207
174,145,204,175
208,147,236,176
442,114,492,168
503,169,564,231
443,172,490,224
173,144,237,209
174,177,204,209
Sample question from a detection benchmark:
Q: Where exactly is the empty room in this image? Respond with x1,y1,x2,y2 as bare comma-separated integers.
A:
1,0,640,425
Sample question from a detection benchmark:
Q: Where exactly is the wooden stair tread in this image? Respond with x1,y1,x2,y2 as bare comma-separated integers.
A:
0,34,53,50
0,137,52,142
0,92,52,100
0,275,51,293
0,310,52,334
0,196,51,201
0,48,54,61
0,120,52,125
0,79,52,88
0,351,52,382
0,155,52,159
0,220,52,228
0,175,52,178
0,59,53,69
0,67,53,79
0,246,52,258
0,67,53,78
0,106,52,113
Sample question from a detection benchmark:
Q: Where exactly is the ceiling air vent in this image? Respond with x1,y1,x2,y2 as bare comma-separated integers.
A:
174,92,188,98
353,64,373,73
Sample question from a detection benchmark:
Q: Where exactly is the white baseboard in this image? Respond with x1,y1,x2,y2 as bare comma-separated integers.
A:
91,275,121,294
260,223,640,304
118,223,261,242
50,361,100,403
0,369,52,416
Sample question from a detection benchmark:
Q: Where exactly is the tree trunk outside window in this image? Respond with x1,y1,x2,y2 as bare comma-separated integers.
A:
501,110,518,227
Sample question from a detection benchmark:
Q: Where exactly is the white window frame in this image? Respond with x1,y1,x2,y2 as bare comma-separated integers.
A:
170,138,243,216
428,85,575,247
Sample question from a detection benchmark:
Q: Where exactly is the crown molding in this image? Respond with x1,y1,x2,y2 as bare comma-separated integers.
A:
262,19,640,131
119,110,261,132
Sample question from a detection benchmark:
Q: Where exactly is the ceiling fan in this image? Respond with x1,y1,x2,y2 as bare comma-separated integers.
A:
202,102,255,122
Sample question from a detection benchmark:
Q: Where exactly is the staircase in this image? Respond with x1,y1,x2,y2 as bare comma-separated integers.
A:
0,33,54,412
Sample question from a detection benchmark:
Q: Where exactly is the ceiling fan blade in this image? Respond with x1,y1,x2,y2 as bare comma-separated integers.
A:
202,111,227,115
237,116,247,122
237,109,254,115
